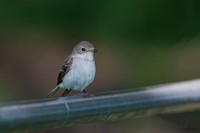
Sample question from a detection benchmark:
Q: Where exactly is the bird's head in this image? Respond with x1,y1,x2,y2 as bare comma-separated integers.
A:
72,41,97,60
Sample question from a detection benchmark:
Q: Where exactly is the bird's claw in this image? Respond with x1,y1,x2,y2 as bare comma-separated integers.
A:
76,92,94,97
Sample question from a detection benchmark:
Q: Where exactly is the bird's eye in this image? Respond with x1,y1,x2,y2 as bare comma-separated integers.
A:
81,48,86,51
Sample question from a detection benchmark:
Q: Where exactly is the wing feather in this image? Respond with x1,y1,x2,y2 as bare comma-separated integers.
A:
57,57,73,85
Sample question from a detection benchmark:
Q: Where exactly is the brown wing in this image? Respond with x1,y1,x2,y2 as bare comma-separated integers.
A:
57,57,73,85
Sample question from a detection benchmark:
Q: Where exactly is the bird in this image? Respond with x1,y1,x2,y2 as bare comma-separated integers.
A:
47,41,97,97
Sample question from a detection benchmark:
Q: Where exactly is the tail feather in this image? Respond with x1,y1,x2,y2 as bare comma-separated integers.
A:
46,85,60,97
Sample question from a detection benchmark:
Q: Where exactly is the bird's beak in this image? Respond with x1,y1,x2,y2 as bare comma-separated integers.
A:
90,49,97,53
93,49,97,53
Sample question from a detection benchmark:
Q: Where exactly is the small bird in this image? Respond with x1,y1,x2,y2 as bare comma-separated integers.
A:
47,41,97,97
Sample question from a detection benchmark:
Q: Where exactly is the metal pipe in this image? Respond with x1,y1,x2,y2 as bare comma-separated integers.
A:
1,79,200,132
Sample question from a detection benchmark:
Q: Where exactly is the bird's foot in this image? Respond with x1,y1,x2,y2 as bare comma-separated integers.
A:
76,91,94,97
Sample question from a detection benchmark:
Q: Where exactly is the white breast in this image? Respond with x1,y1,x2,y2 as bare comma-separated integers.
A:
62,53,96,91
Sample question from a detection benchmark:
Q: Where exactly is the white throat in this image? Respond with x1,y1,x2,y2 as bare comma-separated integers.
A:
73,53,94,61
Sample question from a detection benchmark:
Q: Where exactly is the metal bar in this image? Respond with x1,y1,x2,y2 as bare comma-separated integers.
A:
1,79,200,132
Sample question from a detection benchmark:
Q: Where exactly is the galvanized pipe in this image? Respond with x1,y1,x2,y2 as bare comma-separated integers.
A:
1,79,200,132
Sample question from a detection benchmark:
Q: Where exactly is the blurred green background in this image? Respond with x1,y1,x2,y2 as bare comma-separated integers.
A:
0,0,200,133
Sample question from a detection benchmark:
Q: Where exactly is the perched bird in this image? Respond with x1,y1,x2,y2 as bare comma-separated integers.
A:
47,41,97,97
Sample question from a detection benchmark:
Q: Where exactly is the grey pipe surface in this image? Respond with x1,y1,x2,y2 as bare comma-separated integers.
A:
1,79,200,132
